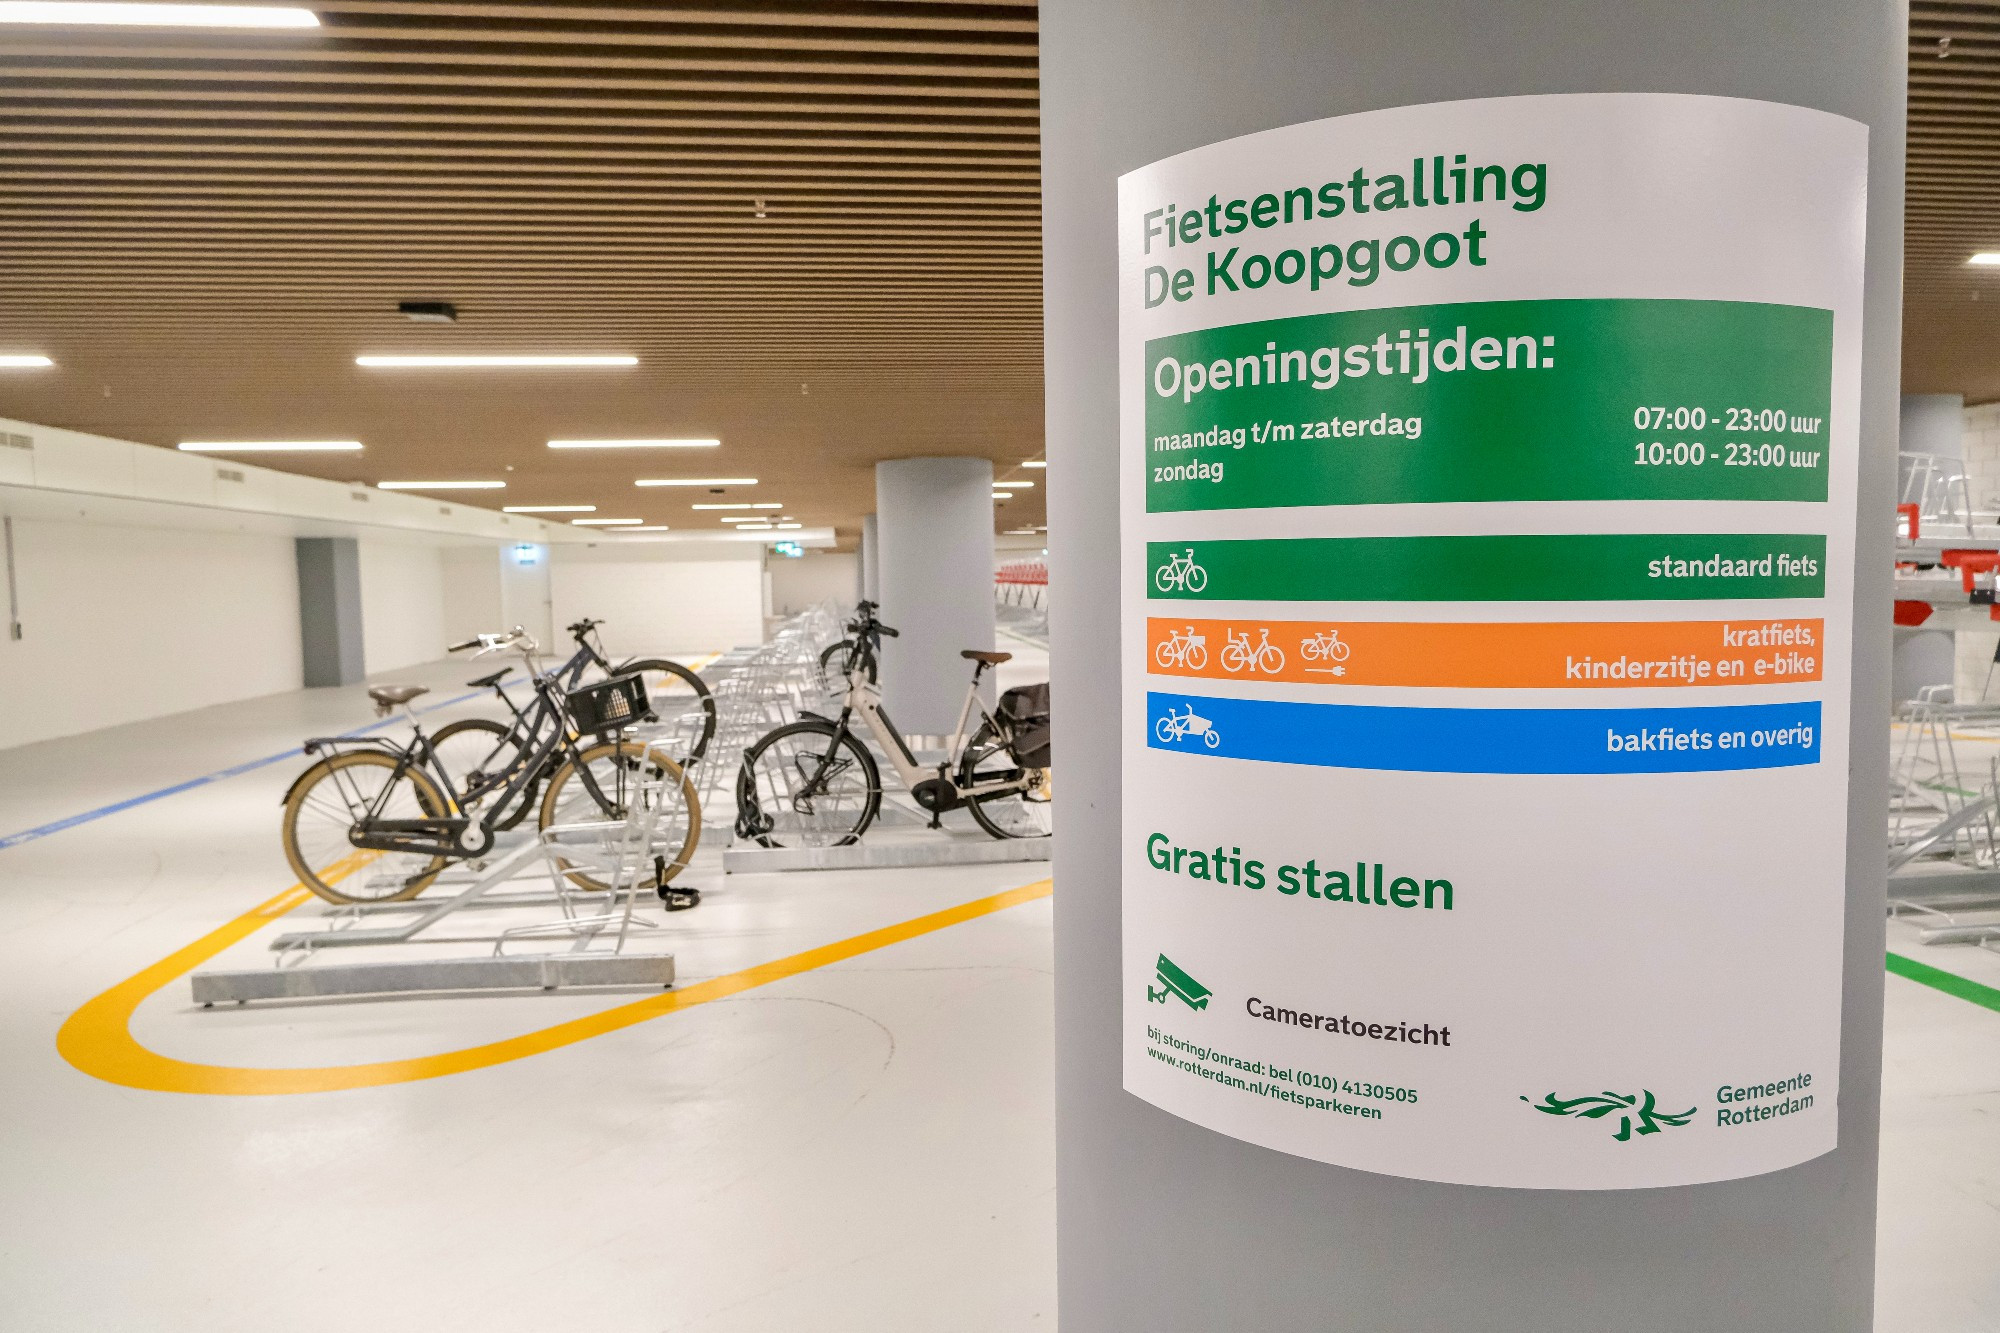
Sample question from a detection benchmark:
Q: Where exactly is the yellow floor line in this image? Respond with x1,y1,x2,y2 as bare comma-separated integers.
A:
58,874,1054,1097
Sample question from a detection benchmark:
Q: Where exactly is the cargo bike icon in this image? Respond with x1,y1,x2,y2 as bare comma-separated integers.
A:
1155,703,1220,749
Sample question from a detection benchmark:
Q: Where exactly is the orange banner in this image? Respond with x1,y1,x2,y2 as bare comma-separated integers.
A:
1145,618,1823,689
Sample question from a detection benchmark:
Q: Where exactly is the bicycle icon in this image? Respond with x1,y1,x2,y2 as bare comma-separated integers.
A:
1154,548,1208,593
1300,628,1351,676
1155,625,1207,671
1221,627,1284,675
1155,704,1221,749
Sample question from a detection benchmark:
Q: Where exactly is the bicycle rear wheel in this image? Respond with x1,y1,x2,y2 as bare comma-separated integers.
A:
958,722,1053,839
539,740,701,892
735,720,880,848
280,751,451,904
429,718,538,831
817,639,876,693
614,657,717,765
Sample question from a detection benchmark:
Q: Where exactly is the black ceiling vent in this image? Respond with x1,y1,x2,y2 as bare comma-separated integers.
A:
398,300,458,323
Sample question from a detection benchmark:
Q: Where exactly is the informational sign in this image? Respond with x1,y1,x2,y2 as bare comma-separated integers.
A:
1119,94,1864,1190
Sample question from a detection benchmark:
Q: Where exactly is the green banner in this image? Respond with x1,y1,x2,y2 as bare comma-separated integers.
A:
1144,299,1832,511
1146,534,1827,602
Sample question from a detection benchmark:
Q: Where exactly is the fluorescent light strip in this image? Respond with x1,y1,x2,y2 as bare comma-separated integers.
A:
635,477,756,488
1970,253,2000,266
994,480,1035,489
1022,460,1047,469
376,480,505,490
691,502,780,510
503,504,595,513
178,439,360,452
775,523,802,530
572,517,643,526
0,2,317,26
548,438,718,449
0,354,53,368
623,525,672,532
356,354,636,368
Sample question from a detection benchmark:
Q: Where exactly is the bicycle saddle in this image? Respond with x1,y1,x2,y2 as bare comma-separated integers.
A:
961,649,1013,665
367,684,430,707
467,667,511,689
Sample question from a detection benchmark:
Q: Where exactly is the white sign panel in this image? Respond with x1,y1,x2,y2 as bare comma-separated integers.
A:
1119,94,1864,1189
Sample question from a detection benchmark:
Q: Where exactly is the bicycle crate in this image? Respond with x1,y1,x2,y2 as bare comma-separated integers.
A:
566,673,653,736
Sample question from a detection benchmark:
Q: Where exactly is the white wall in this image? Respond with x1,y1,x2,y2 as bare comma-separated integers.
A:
441,546,503,649
550,543,765,658
768,550,860,616
0,515,302,749
357,539,446,675
499,544,554,649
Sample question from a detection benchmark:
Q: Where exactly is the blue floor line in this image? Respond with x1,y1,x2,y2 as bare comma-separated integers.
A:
0,686,496,853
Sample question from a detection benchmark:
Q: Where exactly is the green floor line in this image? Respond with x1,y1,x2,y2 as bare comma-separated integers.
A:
1887,951,2000,1015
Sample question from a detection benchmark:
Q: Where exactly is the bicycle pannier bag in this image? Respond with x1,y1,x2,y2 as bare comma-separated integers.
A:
999,682,1051,768
566,673,652,736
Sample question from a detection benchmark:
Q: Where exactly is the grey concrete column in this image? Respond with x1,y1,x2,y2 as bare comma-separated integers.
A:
874,459,995,735
1042,2,1902,1331
859,512,881,603
295,536,364,687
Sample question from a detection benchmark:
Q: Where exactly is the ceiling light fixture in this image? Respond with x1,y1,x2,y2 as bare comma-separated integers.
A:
0,2,318,26
1971,253,2000,266
623,525,672,532
356,354,636,368
572,517,644,526
635,477,756,488
775,523,802,530
0,354,53,368
503,504,595,513
548,438,719,449
691,502,780,510
1022,460,1047,469
178,439,360,452
994,480,1035,489
376,479,504,490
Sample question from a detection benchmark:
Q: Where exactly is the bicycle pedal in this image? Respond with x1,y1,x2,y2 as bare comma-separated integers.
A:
659,888,701,911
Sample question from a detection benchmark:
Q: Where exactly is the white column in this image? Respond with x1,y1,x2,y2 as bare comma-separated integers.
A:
874,458,995,735
1043,0,1900,1328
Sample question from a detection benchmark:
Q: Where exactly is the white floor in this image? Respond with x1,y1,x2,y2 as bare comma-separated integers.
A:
0,653,1993,1330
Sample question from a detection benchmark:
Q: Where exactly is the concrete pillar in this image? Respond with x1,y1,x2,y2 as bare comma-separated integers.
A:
859,512,881,603
874,459,995,735
1042,2,1901,1330
295,536,364,687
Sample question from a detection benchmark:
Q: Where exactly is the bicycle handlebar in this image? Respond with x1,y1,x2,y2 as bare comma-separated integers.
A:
451,627,540,657
567,618,603,639
877,624,899,637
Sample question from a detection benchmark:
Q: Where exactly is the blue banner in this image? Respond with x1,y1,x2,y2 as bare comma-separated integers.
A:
1146,692,1820,774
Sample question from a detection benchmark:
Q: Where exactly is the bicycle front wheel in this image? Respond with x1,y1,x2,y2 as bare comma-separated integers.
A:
818,639,876,692
281,751,451,904
735,720,880,848
539,740,702,892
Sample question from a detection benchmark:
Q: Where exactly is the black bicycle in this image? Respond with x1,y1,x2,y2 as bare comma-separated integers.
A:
279,629,700,904
426,618,715,831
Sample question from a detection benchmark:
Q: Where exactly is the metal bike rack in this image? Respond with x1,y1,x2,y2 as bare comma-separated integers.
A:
192,737,697,1006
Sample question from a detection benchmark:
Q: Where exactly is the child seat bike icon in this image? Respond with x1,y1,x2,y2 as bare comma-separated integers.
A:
1221,626,1284,674
1154,549,1207,593
1155,704,1221,748
1155,625,1207,670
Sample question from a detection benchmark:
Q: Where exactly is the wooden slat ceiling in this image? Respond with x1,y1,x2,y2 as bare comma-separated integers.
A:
1,4,1995,545
0,0,1047,543
1909,1,2000,403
